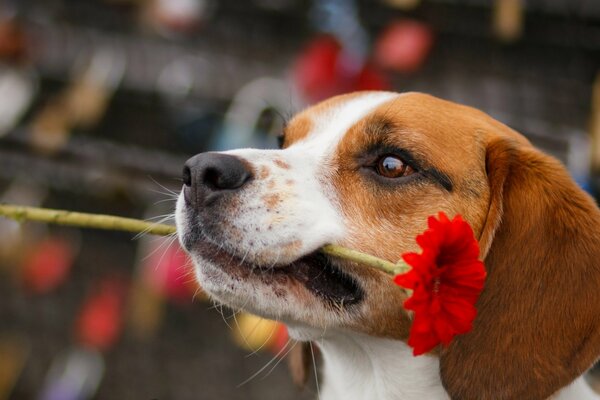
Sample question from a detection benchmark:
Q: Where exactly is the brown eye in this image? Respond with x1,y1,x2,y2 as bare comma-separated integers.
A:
375,155,414,178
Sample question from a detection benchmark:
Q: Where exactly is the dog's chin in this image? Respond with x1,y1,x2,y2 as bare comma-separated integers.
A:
186,237,364,324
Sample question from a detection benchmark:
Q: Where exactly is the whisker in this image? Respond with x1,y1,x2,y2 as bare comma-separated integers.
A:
244,319,279,358
146,188,179,197
153,197,178,206
217,303,234,331
143,213,176,222
152,236,179,275
134,214,176,240
146,188,179,198
237,338,294,387
192,286,204,302
139,236,174,263
239,247,250,267
148,175,180,196
206,302,221,311
261,339,299,380
232,311,257,352
310,342,321,399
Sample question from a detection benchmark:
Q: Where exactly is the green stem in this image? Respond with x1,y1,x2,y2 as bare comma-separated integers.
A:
0,204,409,276
0,203,177,237
321,244,409,275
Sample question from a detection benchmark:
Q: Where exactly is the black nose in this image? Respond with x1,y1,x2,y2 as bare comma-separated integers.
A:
182,153,252,207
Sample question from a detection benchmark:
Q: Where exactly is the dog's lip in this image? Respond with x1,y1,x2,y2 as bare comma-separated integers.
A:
192,238,364,306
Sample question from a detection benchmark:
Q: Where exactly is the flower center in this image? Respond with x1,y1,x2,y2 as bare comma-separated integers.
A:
433,277,441,294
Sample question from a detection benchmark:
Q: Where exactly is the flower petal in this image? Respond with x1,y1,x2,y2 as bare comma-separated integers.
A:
394,212,487,356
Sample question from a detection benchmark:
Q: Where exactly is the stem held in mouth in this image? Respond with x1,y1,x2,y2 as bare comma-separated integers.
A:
320,245,408,275
0,204,409,276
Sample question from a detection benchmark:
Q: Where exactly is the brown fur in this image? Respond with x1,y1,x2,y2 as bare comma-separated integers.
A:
259,165,270,179
287,342,312,387
262,193,281,209
440,138,600,400
274,159,291,169
282,115,312,146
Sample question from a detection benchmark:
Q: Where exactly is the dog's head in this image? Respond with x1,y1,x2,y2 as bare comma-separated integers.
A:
176,92,600,399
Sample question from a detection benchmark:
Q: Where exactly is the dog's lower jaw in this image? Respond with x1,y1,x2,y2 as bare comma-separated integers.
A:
315,332,449,400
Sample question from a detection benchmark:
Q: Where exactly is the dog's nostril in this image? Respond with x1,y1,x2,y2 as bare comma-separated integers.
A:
204,167,221,189
203,165,250,190
182,165,192,187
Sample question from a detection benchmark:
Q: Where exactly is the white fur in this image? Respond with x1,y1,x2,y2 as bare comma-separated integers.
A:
316,331,448,400
553,376,600,400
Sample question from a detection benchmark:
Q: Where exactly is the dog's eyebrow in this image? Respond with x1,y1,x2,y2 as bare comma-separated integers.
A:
364,117,394,137
397,148,454,192
424,168,453,192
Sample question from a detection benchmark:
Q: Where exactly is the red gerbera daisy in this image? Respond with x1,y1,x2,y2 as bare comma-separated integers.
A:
393,212,486,356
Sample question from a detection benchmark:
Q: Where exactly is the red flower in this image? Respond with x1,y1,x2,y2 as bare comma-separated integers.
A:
394,212,486,356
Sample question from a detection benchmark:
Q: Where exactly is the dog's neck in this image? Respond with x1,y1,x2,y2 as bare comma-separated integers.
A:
315,332,449,400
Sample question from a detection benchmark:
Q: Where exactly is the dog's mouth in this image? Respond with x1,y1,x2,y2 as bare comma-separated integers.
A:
192,238,364,307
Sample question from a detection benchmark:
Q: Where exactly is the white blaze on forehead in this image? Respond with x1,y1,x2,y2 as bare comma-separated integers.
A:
297,91,400,152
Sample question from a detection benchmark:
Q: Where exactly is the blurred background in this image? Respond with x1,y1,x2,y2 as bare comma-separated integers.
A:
0,0,599,399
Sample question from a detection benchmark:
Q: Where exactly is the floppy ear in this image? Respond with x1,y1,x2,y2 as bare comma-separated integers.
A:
440,138,600,400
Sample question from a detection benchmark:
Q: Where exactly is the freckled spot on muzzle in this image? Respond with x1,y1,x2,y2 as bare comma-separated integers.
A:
259,166,270,179
274,159,291,169
262,193,281,208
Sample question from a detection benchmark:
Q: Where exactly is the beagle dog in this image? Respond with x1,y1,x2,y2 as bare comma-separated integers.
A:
175,92,600,400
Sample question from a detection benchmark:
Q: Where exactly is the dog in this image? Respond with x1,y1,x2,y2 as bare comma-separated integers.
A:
175,92,600,400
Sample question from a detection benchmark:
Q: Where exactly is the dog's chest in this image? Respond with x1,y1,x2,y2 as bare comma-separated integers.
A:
317,334,449,400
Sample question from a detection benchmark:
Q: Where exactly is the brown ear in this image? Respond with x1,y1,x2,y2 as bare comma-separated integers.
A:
440,138,600,400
